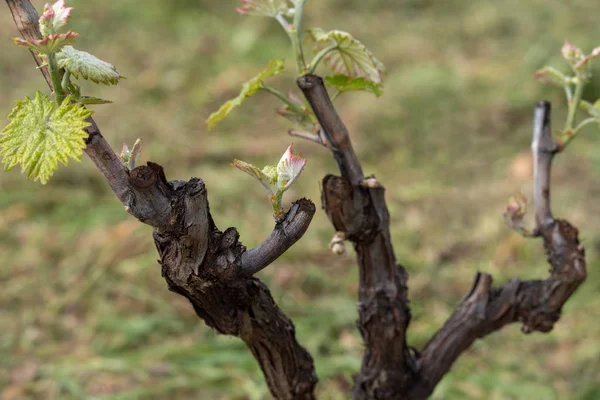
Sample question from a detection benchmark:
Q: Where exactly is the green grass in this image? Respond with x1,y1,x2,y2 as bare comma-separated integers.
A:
1,0,599,399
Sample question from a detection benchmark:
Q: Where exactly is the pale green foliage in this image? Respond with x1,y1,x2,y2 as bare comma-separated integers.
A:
325,74,382,97
56,46,123,85
533,66,570,88
308,28,385,85
261,165,278,184
207,59,284,129
0,92,92,184
231,159,275,194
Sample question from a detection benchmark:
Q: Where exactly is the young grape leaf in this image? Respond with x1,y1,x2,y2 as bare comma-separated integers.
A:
236,0,290,17
276,144,306,190
231,159,275,194
0,92,92,184
56,46,123,85
12,31,78,54
207,59,284,129
325,74,382,97
533,66,570,88
308,28,385,85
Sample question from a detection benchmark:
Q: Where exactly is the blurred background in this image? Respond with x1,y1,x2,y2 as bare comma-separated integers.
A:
1,0,599,399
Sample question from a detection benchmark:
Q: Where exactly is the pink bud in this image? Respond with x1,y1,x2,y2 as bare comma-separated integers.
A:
561,41,583,65
39,0,73,36
503,193,528,232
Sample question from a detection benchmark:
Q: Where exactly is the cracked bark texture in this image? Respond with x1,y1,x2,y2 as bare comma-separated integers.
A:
7,2,318,398
142,165,318,399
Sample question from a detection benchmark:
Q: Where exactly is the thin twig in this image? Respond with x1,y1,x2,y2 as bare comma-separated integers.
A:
288,128,333,149
288,128,322,144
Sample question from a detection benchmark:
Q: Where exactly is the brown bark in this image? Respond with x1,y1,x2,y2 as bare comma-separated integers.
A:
299,75,416,398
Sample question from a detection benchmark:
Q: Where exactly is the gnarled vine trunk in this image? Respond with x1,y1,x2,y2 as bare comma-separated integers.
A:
6,1,587,399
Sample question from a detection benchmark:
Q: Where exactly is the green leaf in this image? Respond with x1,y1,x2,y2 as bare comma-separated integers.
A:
207,59,284,129
325,74,382,97
308,28,385,85
261,165,278,184
0,92,92,184
231,159,275,194
56,46,123,85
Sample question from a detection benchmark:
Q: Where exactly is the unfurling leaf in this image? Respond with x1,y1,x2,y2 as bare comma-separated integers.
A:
236,0,290,17
120,138,142,170
207,59,284,129
533,67,570,87
0,92,92,184
56,46,123,85
325,74,382,96
261,165,278,184
232,145,306,220
307,28,385,85
39,0,73,36
276,144,306,190
12,31,78,54
232,159,275,195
